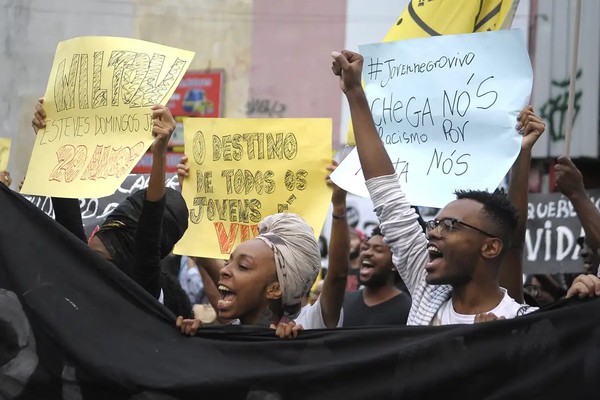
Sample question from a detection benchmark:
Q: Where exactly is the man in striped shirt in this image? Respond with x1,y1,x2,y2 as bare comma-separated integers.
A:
331,50,543,326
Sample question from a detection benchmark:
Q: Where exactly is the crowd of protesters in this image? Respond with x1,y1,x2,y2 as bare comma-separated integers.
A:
2,49,599,341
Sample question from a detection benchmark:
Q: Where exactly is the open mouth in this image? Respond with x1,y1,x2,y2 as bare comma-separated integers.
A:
360,259,374,275
583,261,597,273
217,284,236,310
426,244,444,270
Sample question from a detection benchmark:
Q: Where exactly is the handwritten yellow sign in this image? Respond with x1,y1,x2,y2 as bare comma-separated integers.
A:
21,36,195,198
0,137,10,171
175,118,332,258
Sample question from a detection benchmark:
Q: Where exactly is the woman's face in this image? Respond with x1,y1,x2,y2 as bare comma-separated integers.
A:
217,239,279,324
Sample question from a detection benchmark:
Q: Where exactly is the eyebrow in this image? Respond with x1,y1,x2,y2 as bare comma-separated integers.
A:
237,253,256,262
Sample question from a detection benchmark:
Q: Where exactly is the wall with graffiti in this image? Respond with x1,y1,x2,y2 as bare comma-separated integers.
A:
532,0,599,158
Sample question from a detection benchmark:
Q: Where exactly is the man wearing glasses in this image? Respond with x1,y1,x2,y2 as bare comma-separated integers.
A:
331,50,543,325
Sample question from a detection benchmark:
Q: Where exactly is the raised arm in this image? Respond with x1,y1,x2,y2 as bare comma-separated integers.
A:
318,161,349,328
501,106,545,303
331,50,427,295
331,51,394,179
133,105,175,298
145,105,173,202
555,156,600,256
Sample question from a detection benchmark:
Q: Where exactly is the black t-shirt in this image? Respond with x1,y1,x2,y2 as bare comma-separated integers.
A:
342,289,411,327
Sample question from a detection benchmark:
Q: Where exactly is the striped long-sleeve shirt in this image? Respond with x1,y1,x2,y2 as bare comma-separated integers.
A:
366,174,454,326
366,174,537,325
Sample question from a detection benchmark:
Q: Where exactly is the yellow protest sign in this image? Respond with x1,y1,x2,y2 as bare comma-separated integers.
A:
346,0,518,144
21,36,195,198
0,137,11,171
175,118,332,258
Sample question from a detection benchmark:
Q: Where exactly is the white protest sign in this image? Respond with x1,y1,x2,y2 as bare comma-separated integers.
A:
331,30,533,208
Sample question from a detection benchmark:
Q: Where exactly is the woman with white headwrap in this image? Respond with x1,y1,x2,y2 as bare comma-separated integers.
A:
177,212,321,331
255,213,322,320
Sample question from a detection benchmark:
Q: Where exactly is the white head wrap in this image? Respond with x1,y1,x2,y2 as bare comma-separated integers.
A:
255,213,320,319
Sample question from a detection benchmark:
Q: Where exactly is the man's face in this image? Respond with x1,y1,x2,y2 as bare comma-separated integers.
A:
579,239,600,275
425,199,493,286
358,235,394,287
528,276,556,307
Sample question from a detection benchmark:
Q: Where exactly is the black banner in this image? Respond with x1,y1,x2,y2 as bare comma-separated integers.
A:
1,184,599,399
22,173,179,237
525,190,600,273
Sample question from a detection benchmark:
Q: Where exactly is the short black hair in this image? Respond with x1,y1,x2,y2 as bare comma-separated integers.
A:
454,189,517,245
370,226,383,238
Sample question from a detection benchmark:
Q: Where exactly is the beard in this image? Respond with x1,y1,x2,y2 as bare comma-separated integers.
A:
426,267,473,286
360,269,390,288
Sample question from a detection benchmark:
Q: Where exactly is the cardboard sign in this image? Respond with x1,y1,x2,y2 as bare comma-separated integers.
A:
332,30,533,208
21,36,194,198
175,118,332,258
525,190,600,273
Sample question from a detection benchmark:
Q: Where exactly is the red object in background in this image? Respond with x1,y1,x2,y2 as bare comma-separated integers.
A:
132,152,182,174
166,71,224,118
549,158,556,191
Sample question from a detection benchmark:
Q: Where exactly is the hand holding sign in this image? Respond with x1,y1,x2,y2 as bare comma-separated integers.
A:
326,161,346,207
555,156,586,199
32,98,46,132
150,105,176,155
0,171,10,187
176,155,189,190
517,106,546,151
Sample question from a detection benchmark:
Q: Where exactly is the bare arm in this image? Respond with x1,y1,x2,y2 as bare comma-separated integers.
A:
133,105,176,298
556,156,600,253
501,106,545,303
192,257,224,286
146,105,175,202
319,162,349,328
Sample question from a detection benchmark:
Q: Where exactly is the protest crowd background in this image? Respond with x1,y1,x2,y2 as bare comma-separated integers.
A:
1,1,600,399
